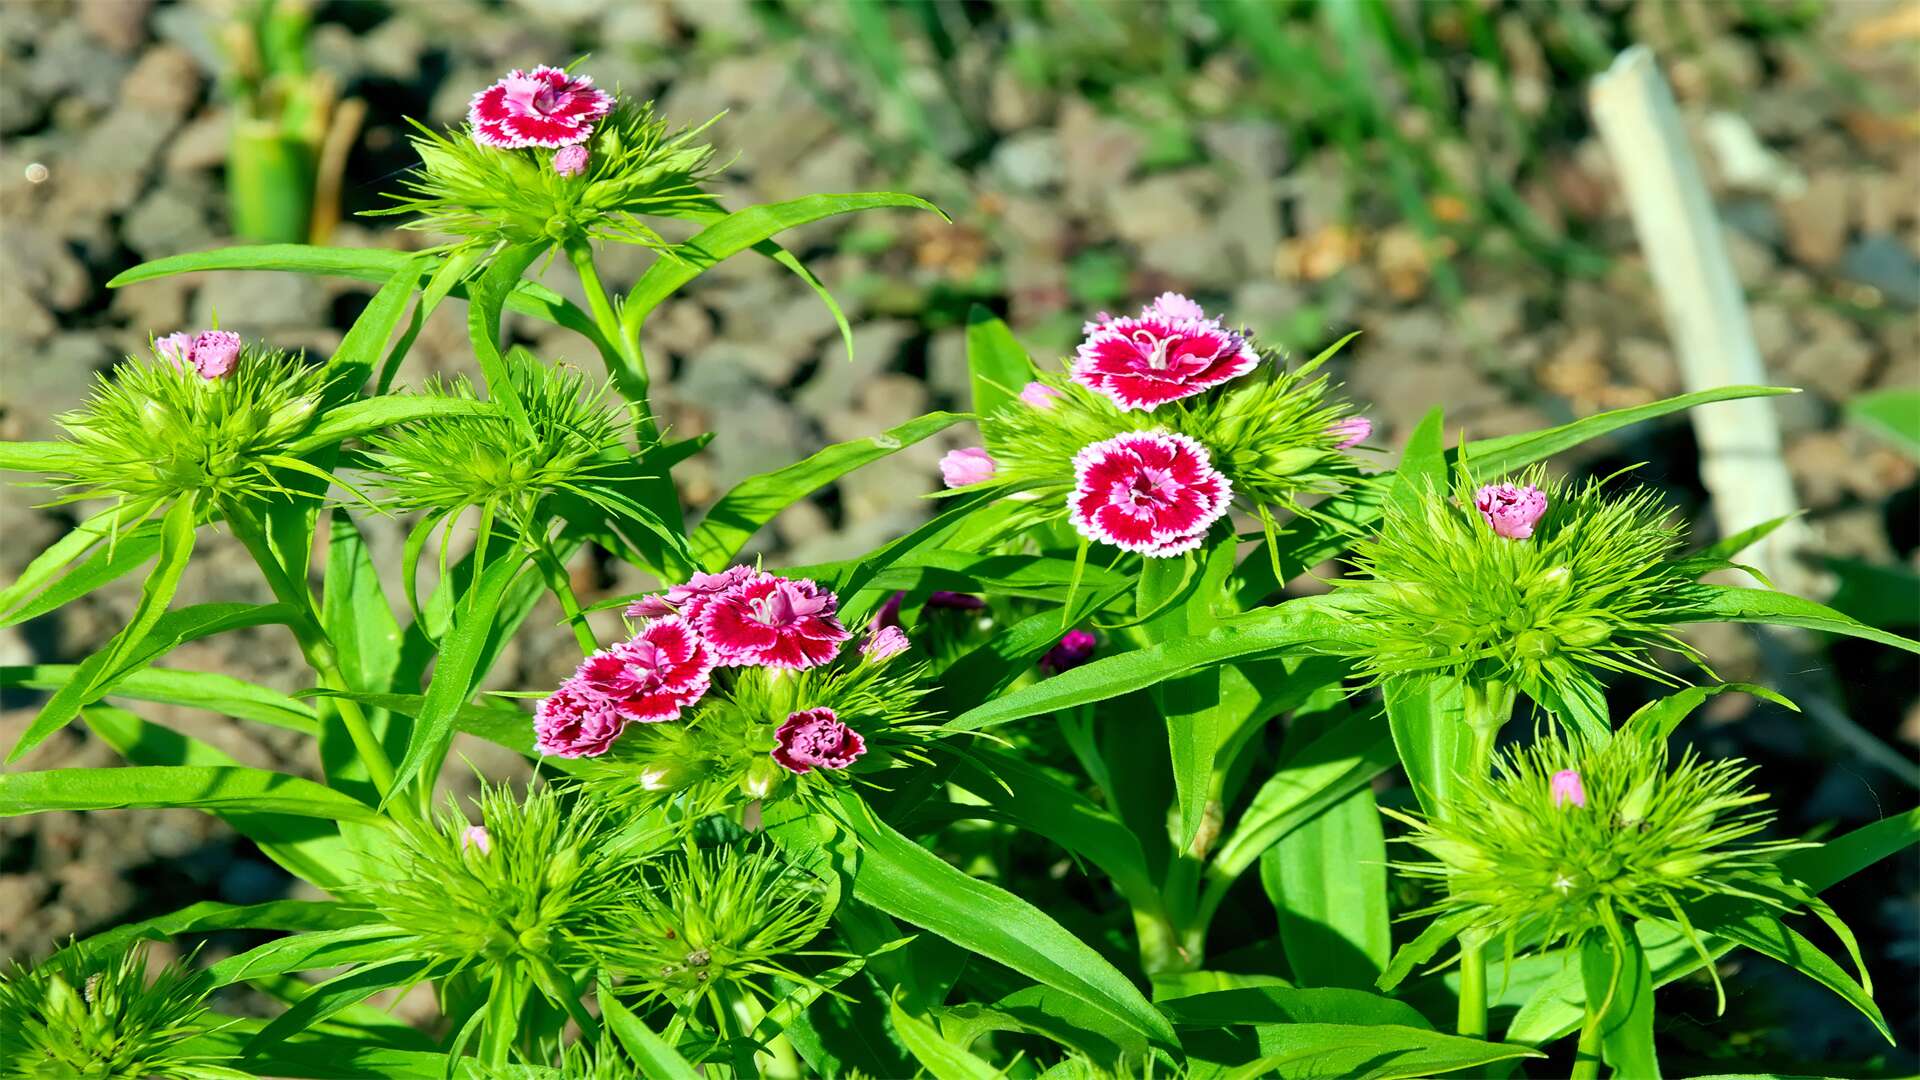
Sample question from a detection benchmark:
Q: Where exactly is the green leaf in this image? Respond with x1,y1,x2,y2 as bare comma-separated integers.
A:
1381,675,1470,819
0,765,384,822
621,193,945,338
0,440,85,473
320,259,428,398
319,512,405,799
936,984,1149,1068
9,497,199,761
2,666,319,735
1672,583,1920,654
53,898,377,963
1666,894,1890,1042
286,397,496,455
464,244,545,431
208,925,410,987
1182,1022,1539,1080
386,552,530,801
688,411,965,570
1822,556,1920,630
1664,513,1800,582
833,794,1177,1049
0,510,160,625
890,997,1004,1080
965,305,1035,418
942,594,1363,733
1160,986,1428,1029
1847,386,1920,461
1389,407,1447,517
1780,807,1920,892
597,985,701,1080
948,747,1158,908
1264,782,1390,989
1463,385,1796,477
1376,911,1478,993
243,958,437,1056
1623,683,1794,742
1579,932,1659,1078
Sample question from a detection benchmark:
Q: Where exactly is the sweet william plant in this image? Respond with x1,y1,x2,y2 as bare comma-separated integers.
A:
0,60,1915,1080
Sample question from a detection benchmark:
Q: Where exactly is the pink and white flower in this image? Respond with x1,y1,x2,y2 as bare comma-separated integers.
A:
1072,294,1258,411
771,707,866,774
1019,381,1063,410
188,330,241,379
939,447,998,488
1474,483,1548,540
573,616,713,723
860,625,910,663
533,681,629,758
468,65,613,150
699,572,850,669
625,565,754,622
1329,415,1372,449
1067,431,1232,557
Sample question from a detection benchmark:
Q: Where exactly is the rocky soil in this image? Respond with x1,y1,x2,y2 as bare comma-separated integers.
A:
1,0,1914,1056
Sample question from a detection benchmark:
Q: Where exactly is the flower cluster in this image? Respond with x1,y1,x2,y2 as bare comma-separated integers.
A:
45,336,331,510
378,63,719,253
545,568,934,811
955,293,1370,559
1336,467,1700,710
1385,726,1801,976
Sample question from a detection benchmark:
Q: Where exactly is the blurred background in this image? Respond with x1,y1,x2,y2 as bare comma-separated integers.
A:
1,0,1915,1067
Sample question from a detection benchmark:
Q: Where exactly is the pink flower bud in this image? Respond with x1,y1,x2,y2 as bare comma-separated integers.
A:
1019,381,1063,410
939,447,997,488
461,825,492,854
188,330,242,379
1474,483,1548,540
1329,415,1372,449
155,332,192,367
553,144,589,177
1550,769,1586,809
860,625,910,662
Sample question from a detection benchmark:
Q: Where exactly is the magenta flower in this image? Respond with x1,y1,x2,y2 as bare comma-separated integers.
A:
699,572,850,669
461,825,491,855
573,616,713,724
1072,294,1258,411
533,681,629,758
771,707,867,774
1475,483,1548,540
1019,381,1063,410
1329,416,1372,449
468,65,613,150
1040,629,1097,674
155,332,192,367
625,565,754,623
939,447,998,488
927,591,985,610
869,591,905,632
1068,431,1232,557
553,144,589,177
1550,769,1587,809
188,330,241,379
860,625,910,662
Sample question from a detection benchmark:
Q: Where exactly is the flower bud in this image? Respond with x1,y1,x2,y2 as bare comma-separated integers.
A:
1550,769,1586,809
939,447,997,488
553,144,590,177
739,756,783,799
1328,415,1372,449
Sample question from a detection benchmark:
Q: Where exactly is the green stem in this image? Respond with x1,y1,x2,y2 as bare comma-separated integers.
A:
224,504,397,798
532,532,599,654
1453,679,1513,1038
1571,1002,1605,1080
1457,939,1488,1039
564,238,655,436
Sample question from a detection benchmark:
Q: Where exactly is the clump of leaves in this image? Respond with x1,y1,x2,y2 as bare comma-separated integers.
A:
0,943,243,1079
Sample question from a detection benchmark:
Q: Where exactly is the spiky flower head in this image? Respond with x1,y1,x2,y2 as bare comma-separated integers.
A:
975,324,1367,556
588,840,836,1018
346,781,643,986
1387,727,1801,991
45,339,330,511
1337,466,1700,709
364,352,637,542
374,90,720,254
0,943,243,1079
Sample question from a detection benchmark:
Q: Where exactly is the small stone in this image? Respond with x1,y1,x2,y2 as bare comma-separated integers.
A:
1616,337,1680,397
190,271,331,331
988,65,1047,132
123,176,219,259
1779,173,1851,269
990,131,1062,194
79,0,155,52
118,44,203,121
164,107,231,175
1840,235,1920,309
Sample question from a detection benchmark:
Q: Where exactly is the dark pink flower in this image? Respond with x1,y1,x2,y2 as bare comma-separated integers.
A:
468,65,613,150
860,625,910,662
461,825,491,855
155,332,191,367
571,616,713,723
1068,431,1232,557
1474,483,1548,540
553,144,589,177
927,591,985,610
1329,416,1372,449
939,447,997,488
625,565,754,623
1072,295,1257,411
699,572,850,669
1019,381,1063,410
188,330,241,379
771,707,866,774
869,591,905,632
1040,629,1097,674
1550,769,1587,809
534,680,629,758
